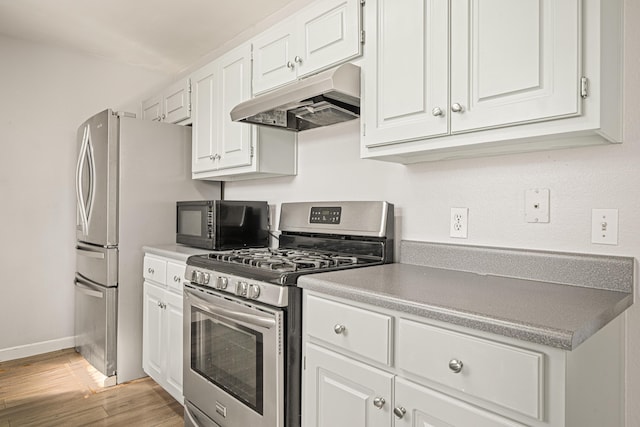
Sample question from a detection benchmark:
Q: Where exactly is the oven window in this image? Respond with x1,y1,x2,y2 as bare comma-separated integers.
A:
191,307,264,414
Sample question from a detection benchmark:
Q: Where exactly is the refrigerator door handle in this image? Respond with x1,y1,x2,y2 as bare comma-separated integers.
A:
74,281,104,299
76,124,96,236
76,246,106,259
76,125,90,235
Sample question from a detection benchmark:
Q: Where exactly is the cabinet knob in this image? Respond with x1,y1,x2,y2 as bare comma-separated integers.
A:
393,406,407,419
451,103,464,113
448,358,464,373
287,61,295,69
174,275,181,283
432,107,444,117
147,267,154,274
161,114,166,120
334,324,346,334
373,397,386,409
294,55,303,64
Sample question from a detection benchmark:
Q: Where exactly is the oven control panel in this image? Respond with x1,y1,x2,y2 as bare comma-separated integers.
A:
309,206,341,224
185,266,288,307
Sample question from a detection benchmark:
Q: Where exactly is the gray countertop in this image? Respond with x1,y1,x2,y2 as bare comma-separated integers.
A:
142,244,212,262
298,241,634,350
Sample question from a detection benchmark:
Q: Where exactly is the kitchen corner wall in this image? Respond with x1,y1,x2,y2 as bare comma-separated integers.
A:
226,1,640,424
0,35,170,360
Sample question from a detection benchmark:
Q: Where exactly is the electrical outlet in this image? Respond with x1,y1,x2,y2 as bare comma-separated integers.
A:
591,209,618,245
450,207,468,238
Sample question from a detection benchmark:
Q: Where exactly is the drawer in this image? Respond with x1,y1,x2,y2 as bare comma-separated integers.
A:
166,261,186,294
305,295,392,365
395,377,526,427
397,318,544,420
143,256,166,284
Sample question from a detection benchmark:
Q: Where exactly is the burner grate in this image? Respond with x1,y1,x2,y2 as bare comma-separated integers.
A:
206,248,362,273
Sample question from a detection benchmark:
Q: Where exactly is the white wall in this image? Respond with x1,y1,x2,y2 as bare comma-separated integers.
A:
225,2,640,424
0,35,170,359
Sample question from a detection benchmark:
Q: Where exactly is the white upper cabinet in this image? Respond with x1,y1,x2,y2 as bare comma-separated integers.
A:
361,0,623,163
190,43,297,181
142,78,191,124
449,0,579,132
252,0,362,95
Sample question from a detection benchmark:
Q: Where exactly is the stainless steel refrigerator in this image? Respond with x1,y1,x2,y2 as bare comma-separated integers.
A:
74,109,219,383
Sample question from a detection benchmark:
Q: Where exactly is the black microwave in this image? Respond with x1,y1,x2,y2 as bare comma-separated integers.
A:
176,200,269,250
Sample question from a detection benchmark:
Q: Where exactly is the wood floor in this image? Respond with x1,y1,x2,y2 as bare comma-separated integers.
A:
0,349,183,426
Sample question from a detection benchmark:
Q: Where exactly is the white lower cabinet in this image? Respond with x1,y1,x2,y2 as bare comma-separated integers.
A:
142,255,186,403
305,343,392,427
302,291,624,427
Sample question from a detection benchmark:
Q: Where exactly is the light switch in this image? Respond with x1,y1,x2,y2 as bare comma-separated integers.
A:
591,209,618,245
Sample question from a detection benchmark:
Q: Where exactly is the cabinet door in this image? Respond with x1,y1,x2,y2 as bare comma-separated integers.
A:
142,281,165,382
142,95,162,122
394,377,525,427
191,61,219,173
296,0,362,78
362,0,449,148
163,78,191,124
217,44,253,170
252,18,298,94
164,290,184,403
304,343,393,427
450,0,580,132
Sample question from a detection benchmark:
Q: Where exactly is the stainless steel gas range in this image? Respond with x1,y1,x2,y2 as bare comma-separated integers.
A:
182,201,394,427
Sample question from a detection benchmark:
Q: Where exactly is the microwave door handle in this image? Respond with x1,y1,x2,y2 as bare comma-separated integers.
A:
187,291,276,329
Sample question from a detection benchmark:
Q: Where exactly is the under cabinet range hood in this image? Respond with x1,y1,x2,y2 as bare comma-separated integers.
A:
230,63,360,132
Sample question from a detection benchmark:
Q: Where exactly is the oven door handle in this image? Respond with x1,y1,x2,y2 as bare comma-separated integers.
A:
187,291,276,329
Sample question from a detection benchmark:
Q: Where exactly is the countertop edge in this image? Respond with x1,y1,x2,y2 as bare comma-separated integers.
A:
142,244,212,262
299,275,632,351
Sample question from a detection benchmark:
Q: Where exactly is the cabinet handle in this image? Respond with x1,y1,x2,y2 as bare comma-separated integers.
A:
448,358,464,373
432,107,444,117
158,301,166,309
294,55,302,64
451,103,464,113
333,324,346,334
147,267,154,274
161,114,166,120
174,275,181,283
393,406,406,419
373,397,386,409
287,61,295,69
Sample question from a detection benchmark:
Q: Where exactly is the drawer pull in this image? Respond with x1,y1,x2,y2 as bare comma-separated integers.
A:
334,324,346,334
373,397,386,409
393,406,406,419
147,267,155,274
448,358,464,373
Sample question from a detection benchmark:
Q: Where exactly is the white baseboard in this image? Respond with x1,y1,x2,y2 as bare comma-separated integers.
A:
0,336,75,362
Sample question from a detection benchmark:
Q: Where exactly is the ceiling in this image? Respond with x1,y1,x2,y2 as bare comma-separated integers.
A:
0,0,301,74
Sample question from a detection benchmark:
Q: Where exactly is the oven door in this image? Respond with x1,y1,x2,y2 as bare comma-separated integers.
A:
184,285,284,427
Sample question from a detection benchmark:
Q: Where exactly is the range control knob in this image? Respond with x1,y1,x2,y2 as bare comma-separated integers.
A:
236,281,248,297
202,272,210,285
194,271,203,284
247,284,261,300
215,276,228,290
